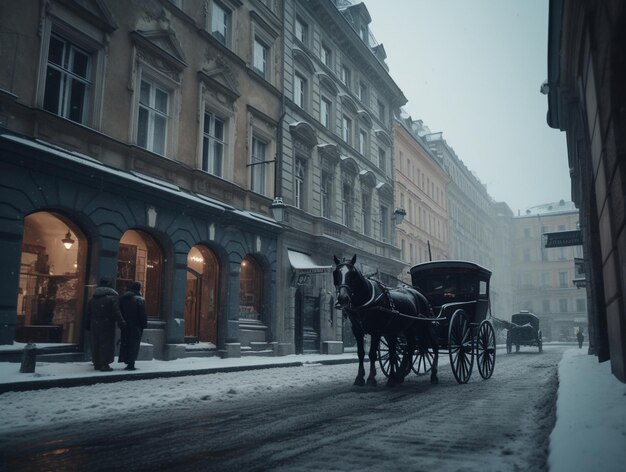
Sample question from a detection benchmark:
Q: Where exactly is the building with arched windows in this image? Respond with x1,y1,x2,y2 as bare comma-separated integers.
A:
0,0,285,360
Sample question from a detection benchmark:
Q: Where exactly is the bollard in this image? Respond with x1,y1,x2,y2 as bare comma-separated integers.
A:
20,343,37,373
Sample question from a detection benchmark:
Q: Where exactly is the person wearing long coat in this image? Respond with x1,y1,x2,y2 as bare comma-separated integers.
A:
118,281,147,370
86,278,125,371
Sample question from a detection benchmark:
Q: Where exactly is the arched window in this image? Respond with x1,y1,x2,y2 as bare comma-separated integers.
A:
117,230,162,317
16,212,87,344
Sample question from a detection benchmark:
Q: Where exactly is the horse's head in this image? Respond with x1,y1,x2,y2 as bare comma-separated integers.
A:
333,254,359,309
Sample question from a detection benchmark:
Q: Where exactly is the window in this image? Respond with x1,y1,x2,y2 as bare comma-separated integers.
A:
250,136,267,194
342,182,353,228
295,159,305,209
542,300,551,313
576,299,586,312
358,81,367,103
342,115,352,145
211,1,231,46
558,272,568,288
321,172,332,218
294,73,307,108
401,239,406,261
321,45,332,67
378,147,386,172
137,79,169,155
295,16,308,44
361,192,371,236
377,100,385,122
359,23,368,43
202,112,225,176
380,205,389,242
341,65,351,88
320,97,332,128
359,129,367,155
522,248,530,262
253,37,268,78
43,33,92,124
559,299,568,312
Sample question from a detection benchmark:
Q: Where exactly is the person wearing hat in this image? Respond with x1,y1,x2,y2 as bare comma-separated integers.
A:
86,277,126,371
118,281,148,370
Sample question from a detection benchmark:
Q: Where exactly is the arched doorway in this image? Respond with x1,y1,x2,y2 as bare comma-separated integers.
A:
185,245,219,343
116,230,162,318
16,211,87,344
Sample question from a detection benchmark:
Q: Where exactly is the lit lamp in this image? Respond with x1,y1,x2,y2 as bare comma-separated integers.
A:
62,230,75,250
271,197,286,222
393,208,406,225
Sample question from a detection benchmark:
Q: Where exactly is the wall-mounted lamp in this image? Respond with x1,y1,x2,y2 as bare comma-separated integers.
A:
393,208,406,225
271,196,286,222
62,230,75,250
147,206,158,228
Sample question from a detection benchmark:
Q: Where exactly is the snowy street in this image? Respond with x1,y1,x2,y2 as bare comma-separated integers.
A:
0,345,562,471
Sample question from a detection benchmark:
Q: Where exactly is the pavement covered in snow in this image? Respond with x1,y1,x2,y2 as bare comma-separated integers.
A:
1,346,625,471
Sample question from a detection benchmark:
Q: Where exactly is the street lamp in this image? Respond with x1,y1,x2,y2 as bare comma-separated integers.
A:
271,197,286,222
393,208,406,225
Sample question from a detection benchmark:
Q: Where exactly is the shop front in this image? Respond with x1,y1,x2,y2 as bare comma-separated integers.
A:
0,133,280,359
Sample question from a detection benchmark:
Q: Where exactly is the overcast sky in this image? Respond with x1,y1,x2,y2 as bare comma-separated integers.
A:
361,0,571,215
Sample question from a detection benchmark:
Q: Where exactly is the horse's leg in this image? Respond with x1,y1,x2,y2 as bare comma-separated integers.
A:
386,335,398,387
399,331,416,385
366,333,379,386
430,324,439,384
352,320,366,386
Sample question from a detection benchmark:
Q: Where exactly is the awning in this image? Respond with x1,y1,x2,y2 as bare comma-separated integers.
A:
288,250,332,274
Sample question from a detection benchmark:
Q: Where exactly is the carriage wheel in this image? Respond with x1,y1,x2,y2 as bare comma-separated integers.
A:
378,336,406,378
448,309,474,384
412,346,435,376
506,336,512,354
476,320,496,379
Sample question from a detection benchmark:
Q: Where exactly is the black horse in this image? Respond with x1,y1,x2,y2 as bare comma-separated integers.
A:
333,255,439,387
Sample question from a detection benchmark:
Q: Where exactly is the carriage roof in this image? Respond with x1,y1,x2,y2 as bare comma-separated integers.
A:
409,260,492,282
511,311,540,328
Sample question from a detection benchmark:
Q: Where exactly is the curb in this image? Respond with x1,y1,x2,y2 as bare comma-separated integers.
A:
0,358,360,394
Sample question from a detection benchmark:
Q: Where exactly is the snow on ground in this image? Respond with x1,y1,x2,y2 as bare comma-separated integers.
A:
1,346,625,471
0,353,360,434
549,348,626,472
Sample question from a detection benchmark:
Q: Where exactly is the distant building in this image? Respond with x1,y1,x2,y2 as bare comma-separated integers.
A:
511,201,586,342
393,112,449,281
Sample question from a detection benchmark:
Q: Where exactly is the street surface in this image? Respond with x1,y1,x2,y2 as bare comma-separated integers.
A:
0,345,564,471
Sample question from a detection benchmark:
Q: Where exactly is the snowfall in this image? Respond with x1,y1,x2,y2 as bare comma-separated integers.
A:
0,346,625,472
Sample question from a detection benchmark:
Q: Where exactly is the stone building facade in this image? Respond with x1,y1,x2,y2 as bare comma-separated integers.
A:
274,0,407,352
546,0,626,381
0,0,285,360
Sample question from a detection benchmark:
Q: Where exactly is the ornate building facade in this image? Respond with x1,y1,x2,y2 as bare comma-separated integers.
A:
0,0,285,360
274,0,407,352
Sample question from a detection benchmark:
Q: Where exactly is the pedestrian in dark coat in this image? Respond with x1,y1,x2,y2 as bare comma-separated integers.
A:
86,278,125,371
118,281,147,371
577,329,585,349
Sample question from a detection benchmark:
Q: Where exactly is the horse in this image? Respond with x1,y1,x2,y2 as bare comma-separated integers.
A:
333,254,439,387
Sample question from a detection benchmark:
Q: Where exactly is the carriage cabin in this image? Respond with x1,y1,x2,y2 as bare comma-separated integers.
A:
409,260,492,323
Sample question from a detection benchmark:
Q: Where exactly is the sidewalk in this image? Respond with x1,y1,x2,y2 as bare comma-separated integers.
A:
1,345,625,471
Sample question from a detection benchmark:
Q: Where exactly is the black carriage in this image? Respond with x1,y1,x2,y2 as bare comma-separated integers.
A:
378,260,496,384
506,311,542,353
